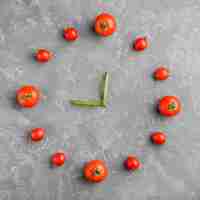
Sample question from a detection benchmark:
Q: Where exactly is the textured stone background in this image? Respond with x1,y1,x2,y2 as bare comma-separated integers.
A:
0,0,200,199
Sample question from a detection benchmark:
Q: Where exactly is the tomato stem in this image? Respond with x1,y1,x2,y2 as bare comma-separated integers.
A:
21,93,32,100
94,169,101,176
168,102,176,110
100,21,108,30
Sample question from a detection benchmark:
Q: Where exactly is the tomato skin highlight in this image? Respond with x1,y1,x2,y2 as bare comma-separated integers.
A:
124,155,141,171
31,128,45,142
51,152,66,167
158,96,181,117
63,27,79,41
151,132,166,145
94,13,116,37
35,49,53,63
133,37,149,51
83,160,108,183
16,85,40,108
154,67,169,81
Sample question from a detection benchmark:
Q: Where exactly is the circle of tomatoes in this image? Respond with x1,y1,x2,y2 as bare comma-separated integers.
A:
63,27,79,41
51,152,66,167
83,160,108,183
133,37,149,51
151,132,166,145
31,128,45,142
124,155,141,171
154,67,170,81
16,85,40,108
158,96,181,117
35,49,53,63
94,13,116,37
13,12,184,176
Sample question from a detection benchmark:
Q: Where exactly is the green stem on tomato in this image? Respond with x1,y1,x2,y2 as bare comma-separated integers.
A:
94,168,101,176
168,102,176,110
70,99,102,107
21,93,32,100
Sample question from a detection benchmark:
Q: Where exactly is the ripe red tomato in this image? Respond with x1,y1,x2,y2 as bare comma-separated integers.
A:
31,128,45,142
158,96,181,117
16,85,40,108
124,155,141,171
35,49,53,63
51,152,65,167
63,27,79,41
151,132,166,145
133,37,149,51
83,160,108,183
154,67,169,81
94,13,116,37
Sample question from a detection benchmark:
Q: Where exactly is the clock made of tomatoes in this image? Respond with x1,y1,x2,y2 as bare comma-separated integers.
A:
15,13,181,183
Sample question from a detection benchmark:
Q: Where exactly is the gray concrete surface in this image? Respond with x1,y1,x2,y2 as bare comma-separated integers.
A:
0,0,200,199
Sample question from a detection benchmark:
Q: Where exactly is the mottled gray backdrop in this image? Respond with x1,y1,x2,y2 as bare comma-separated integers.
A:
0,0,200,199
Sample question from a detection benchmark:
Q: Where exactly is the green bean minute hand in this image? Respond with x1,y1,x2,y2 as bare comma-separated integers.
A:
70,72,109,108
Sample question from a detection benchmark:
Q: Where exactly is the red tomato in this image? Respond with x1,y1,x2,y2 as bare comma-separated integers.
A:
154,67,169,81
133,37,149,51
16,85,40,108
83,160,108,183
63,27,79,41
151,132,166,145
158,96,181,117
94,13,116,37
124,155,141,171
51,152,66,167
35,49,53,63
31,128,45,142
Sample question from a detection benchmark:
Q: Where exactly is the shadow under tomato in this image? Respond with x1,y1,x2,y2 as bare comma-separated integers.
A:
48,156,56,170
129,42,134,52
76,174,106,186
73,164,101,186
76,175,90,185
28,51,37,64
82,19,104,42
57,28,66,43
25,130,32,144
148,101,167,121
9,93,21,110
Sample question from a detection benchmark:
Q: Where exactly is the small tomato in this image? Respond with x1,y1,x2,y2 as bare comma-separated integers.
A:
133,37,149,51
154,67,169,81
124,155,141,171
151,132,166,145
63,27,79,41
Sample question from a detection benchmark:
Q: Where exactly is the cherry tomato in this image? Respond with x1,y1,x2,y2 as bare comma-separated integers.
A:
158,96,181,117
124,155,141,171
154,67,169,81
133,37,149,51
51,152,66,167
94,13,116,37
151,132,166,145
31,128,45,142
16,85,40,108
63,27,79,41
35,49,53,63
83,160,108,183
